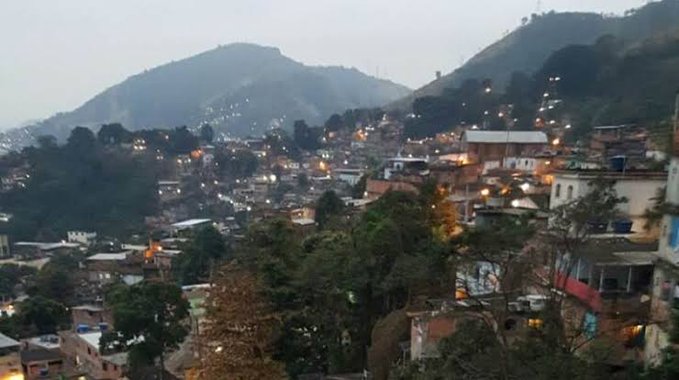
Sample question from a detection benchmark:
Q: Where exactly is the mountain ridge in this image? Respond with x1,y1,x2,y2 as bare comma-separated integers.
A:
392,0,679,110
7,43,410,144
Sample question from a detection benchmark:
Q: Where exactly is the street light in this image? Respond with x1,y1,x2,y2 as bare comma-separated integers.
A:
480,189,490,197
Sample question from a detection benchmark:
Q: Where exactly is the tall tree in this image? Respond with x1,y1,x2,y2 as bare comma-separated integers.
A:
97,123,132,145
315,191,345,229
199,263,285,379
175,226,229,285
102,282,190,379
199,124,215,144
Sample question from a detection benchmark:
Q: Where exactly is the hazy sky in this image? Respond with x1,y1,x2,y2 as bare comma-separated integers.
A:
0,0,647,128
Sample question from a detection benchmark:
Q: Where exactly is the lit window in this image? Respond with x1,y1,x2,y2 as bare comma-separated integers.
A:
528,318,543,329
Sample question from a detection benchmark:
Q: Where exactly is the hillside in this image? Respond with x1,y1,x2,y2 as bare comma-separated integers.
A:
393,0,679,110
15,43,410,141
404,29,679,140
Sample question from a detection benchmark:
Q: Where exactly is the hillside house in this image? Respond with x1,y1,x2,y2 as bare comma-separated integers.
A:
462,131,548,163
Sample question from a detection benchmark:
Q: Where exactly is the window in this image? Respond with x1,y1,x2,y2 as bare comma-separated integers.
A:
87,347,91,355
567,185,574,200
102,363,108,371
555,184,561,198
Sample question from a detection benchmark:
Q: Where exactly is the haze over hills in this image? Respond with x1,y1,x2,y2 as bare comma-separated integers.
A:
393,0,679,109
12,43,410,142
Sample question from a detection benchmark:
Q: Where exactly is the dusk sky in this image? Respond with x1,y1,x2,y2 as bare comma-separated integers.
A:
0,0,647,128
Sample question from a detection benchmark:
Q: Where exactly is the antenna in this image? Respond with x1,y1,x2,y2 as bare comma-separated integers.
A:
536,0,542,13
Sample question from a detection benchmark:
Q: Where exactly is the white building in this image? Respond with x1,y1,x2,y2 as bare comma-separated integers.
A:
384,156,428,180
645,157,679,365
333,168,365,186
67,231,97,246
549,170,666,233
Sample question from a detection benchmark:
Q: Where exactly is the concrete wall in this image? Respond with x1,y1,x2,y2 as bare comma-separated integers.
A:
550,172,666,232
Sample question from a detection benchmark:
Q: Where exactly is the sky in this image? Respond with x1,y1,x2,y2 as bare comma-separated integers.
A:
0,0,648,129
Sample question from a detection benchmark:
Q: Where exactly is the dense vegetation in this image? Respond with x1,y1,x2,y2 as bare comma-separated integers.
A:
406,32,679,142
399,0,679,109
0,124,199,240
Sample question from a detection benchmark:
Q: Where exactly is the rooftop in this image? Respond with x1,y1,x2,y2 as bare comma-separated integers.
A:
171,219,212,228
14,241,80,250
87,252,129,261
463,131,548,144
292,218,316,226
0,332,20,349
79,332,102,350
553,170,667,180
21,348,62,363
72,305,105,312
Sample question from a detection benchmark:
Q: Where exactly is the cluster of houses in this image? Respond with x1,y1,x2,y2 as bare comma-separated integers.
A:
368,127,679,370
1,111,678,379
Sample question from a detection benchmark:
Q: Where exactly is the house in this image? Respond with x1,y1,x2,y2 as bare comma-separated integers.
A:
549,170,666,234
0,333,22,380
333,168,365,186
67,231,97,247
462,131,548,163
365,179,419,200
85,252,143,286
502,156,553,176
590,125,648,162
20,348,67,380
12,242,80,259
171,219,212,236
384,156,428,180
59,331,126,380
644,154,679,365
71,305,114,332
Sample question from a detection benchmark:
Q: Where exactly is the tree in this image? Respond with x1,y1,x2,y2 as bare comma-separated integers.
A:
102,282,189,378
420,180,458,240
324,114,344,132
215,149,259,179
315,191,345,229
169,126,199,155
199,263,286,379
297,173,310,191
97,123,132,145
0,264,36,298
175,226,228,285
36,135,58,149
30,265,76,305
0,134,161,240
67,126,97,154
351,174,368,199
17,296,69,335
199,124,215,144
293,120,322,151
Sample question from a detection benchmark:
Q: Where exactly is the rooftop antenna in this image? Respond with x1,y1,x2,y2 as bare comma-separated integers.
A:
536,0,543,13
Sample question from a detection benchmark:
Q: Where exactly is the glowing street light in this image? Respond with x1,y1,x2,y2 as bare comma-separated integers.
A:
480,189,490,197
552,138,561,146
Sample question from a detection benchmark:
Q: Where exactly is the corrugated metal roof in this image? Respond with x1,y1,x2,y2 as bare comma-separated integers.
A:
0,332,20,349
463,131,548,144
